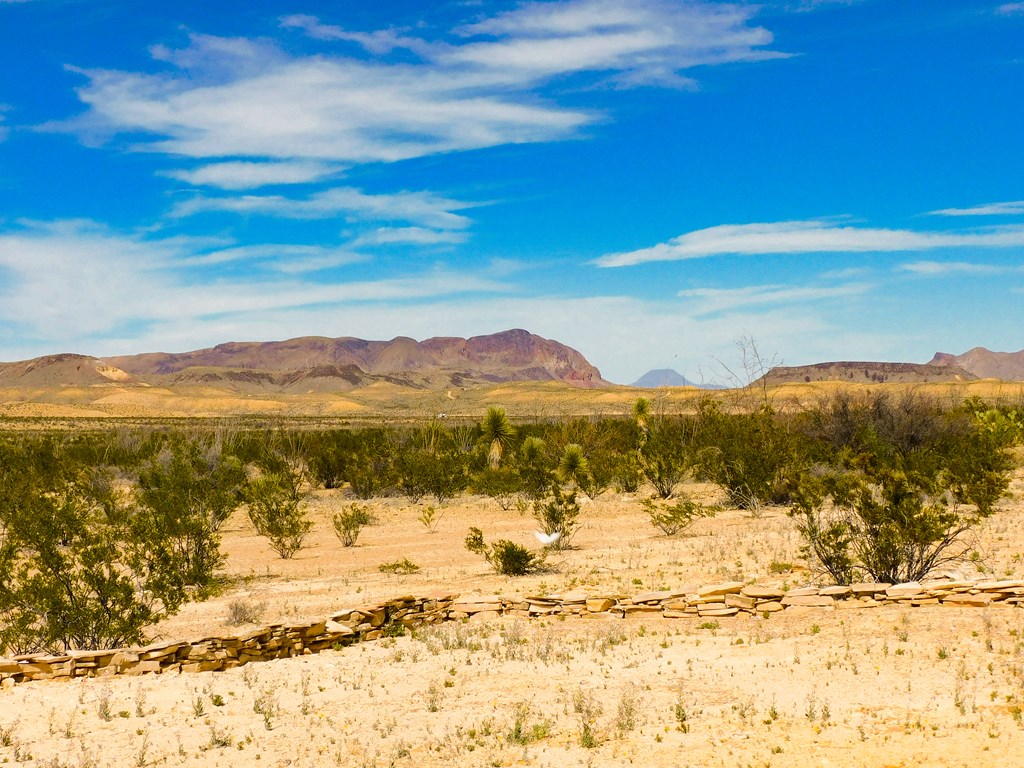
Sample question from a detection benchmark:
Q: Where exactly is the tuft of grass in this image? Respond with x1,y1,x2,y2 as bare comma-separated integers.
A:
378,558,420,575
226,598,267,626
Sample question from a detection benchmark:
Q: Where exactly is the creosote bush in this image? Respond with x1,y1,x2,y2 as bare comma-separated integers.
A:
643,496,716,536
244,468,313,559
532,485,581,550
332,503,373,547
465,527,545,575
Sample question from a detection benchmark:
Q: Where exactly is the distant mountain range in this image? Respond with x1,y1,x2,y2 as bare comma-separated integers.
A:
0,330,607,392
759,347,1024,386
5,338,1024,395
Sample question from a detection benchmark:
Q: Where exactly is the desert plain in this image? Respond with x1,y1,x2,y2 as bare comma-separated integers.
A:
2,423,1024,767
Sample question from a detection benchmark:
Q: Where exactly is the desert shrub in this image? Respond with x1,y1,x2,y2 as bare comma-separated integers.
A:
642,496,715,536
465,528,544,575
517,436,554,500
639,416,691,498
532,485,581,550
791,465,1006,585
226,598,267,626
612,452,643,493
473,466,522,510
695,401,803,509
244,468,313,559
395,449,433,502
425,449,471,504
134,436,244,593
332,503,373,547
0,445,203,653
346,430,397,498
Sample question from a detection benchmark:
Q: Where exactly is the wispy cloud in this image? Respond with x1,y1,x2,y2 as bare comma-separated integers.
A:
279,14,429,56
169,187,476,230
595,220,1024,267
178,244,366,273
678,282,870,316
928,200,1024,216
58,1,783,170
162,160,343,190
0,220,504,348
997,3,1024,16
352,227,470,247
447,0,787,88
897,260,1016,276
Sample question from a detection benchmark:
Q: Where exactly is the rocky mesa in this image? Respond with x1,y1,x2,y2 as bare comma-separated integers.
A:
24,329,611,391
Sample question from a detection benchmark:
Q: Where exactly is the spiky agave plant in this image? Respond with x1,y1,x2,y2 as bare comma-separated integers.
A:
481,407,515,469
558,443,592,492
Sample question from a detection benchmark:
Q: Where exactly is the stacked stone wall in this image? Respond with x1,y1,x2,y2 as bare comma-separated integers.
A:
3,578,1022,686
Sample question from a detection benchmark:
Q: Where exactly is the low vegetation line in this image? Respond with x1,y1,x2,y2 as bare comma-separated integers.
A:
3,577,1022,686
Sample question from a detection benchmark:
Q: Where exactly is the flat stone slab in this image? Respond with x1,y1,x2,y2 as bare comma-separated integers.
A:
697,606,739,617
850,583,891,595
697,582,743,597
834,599,879,610
942,594,993,607
819,586,852,598
785,586,822,597
631,589,690,604
725,594,757,610
781,595,835,607
742,586,784,599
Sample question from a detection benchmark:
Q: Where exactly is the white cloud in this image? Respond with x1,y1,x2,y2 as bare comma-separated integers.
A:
162,160,342,190
595,220,1024,267
897,260,1013,276
62,36,591,165
450,0,787,88
279,14,429,56
59,2,783,168
170,186,476,230
352,227,470,247
0,220,504,348
997,3,1024,16
678,282,870,316
178,244,366,273
929,200,1024,216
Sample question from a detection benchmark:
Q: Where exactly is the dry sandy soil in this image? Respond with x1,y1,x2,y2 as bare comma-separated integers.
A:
4,466,1024,768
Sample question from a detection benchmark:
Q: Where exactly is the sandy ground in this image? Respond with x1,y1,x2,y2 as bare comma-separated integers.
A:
4,473,1024,767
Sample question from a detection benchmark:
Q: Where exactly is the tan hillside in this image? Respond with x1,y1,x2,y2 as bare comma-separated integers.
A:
0,353,139,388
930,346,1024,381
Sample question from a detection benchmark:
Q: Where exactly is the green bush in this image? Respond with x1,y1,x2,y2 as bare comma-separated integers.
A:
532,485,581,550
0,443,205,653
244,468,313,559
465,527,544,575
642,496,715,536
639,416,691,498
695,401,802,509
472,466,522,510
332,503,373,547
791,465,1007,585
134,436,244,593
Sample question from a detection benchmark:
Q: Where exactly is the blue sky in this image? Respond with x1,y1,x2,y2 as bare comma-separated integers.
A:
0,0,1022,384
